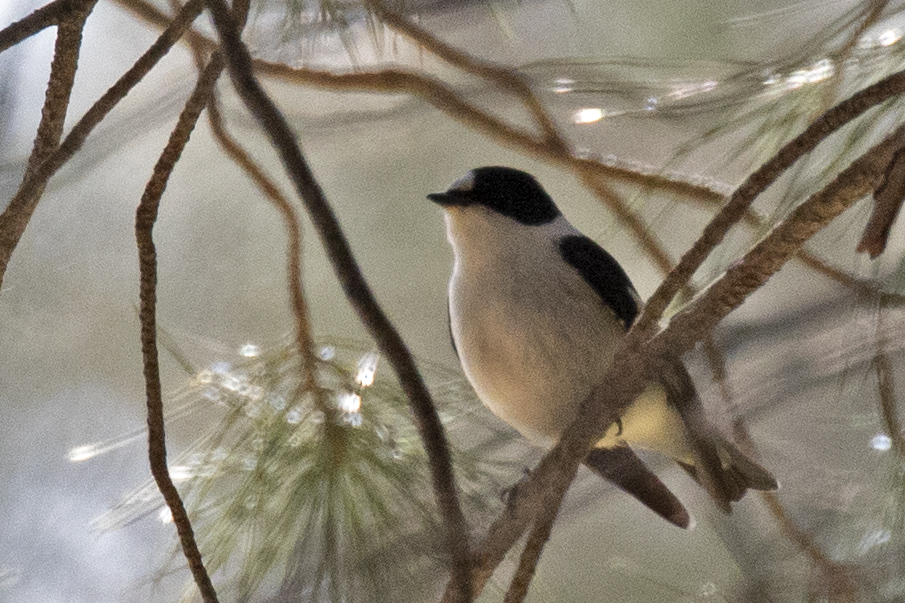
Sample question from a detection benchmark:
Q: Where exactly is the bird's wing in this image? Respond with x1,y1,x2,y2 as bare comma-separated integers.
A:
585,446,691,528
558,235,640,328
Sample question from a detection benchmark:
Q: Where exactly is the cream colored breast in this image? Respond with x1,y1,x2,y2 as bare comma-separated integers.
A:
446,211,625,446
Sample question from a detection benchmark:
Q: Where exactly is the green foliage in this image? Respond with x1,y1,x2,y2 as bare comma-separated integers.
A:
77,338,523,602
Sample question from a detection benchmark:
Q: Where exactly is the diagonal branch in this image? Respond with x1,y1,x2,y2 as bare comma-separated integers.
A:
121,0,902,295
109,0,712,278
760,491,858,600
135,54,224,603
0,0,95,54
451,122,905,601
107,0,905,304
0,0,205,290
637,66,905,332
503,487,566,603
0,0,97,289
202,1,473,600
364,0,565,150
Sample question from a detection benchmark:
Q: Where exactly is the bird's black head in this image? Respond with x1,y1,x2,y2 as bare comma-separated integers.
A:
427,166,561,225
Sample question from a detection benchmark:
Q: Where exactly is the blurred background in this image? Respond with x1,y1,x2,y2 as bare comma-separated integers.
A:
4,0,905,600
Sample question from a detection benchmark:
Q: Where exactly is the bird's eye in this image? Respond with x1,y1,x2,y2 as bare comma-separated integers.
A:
448,171,475,193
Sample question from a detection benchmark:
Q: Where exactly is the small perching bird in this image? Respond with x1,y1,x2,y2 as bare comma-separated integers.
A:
428,166,777,528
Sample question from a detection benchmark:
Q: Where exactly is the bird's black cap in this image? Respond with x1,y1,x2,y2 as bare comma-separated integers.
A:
427,166,561,225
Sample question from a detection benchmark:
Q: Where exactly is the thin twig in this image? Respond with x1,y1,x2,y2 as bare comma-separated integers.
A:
135,55,224,603
0,0,205,290
875,306,905,458
816,0,888,115
450,123,905,601
117,0,792,293
637,66,905,333
760,491,858,601
730,418,858,601
503,491,565,603
0,0,94,54
203,2,473,600
258,59,683,277
205,93,320,396
174,0,320,393
364,0,565,150
22,5,97,178
110,0,706,278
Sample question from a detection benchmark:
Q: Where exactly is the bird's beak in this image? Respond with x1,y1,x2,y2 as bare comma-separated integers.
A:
427,191,471,207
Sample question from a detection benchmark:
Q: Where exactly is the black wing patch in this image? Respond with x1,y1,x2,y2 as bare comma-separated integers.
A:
558,235,639,328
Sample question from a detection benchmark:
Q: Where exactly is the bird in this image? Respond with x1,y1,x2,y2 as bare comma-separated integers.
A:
428,166,777,528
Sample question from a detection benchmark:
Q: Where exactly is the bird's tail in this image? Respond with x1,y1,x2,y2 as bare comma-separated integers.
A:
660,359,777,512
678,431,778,513
585,446,691,529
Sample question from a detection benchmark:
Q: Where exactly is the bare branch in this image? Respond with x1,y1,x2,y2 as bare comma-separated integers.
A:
452,123,905,601
0,0,96,289
22,4,95,177
135,55,224,603
760,491,858,601
364,0,565,150
205,93,320,395
858,140,905,258
203,1,473,599
0,0,94,54
113,0,215,51
638,67,905,332
110,0,711,278
0,0,205,290
503,491,565,603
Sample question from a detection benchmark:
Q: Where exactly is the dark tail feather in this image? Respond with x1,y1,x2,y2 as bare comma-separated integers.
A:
680,433,778,513
660,360,777,512
585,446,691,529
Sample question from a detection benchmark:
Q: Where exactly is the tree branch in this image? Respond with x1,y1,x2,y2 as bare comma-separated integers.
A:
0,0,97,289
0,0,205,290
0,0,95,54
109,0,711,279
503,488,565,603
451,122,905,601
202,1,473,600
364,0,565,151
637,67,905,332
135,54,224,603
